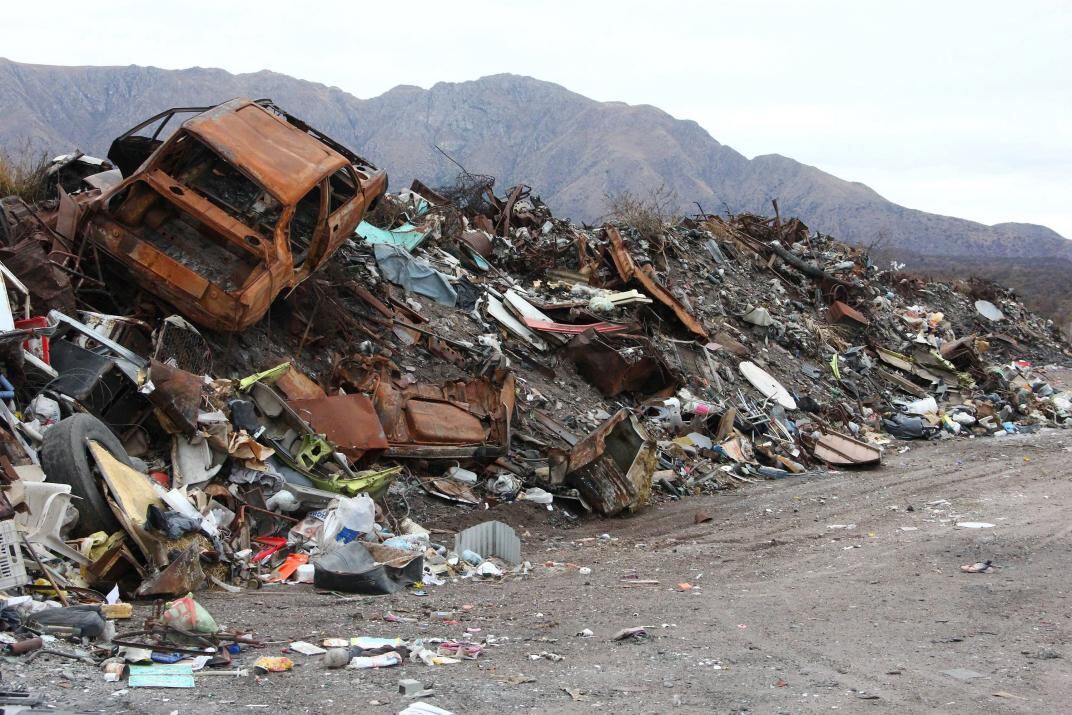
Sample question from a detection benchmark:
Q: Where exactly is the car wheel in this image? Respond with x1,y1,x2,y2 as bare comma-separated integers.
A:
40,413,133,537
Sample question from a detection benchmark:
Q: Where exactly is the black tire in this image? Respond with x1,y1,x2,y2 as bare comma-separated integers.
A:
41,413,133,537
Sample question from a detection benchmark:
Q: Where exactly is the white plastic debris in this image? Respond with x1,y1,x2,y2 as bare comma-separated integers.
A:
905,396,938,415
974,300,1005,321
741,306,773,326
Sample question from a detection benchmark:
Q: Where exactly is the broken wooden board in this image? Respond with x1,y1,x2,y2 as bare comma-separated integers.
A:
813,431,882,467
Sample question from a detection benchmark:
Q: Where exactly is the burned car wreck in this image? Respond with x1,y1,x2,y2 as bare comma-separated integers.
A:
63,98,387,331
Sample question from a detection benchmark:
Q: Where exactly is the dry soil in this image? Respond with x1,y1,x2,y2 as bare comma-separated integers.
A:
10,429,1072,714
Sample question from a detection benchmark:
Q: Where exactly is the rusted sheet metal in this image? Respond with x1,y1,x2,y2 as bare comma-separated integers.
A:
426,336,466,367
409,179,449,206
0,198,76,313
459,229,493,259
604,227,707,338
939,335,982,371
531,410,580,447
813,431,882,467
274,367,327,401
81,99,387,332
566,409,656,516
334,356,515,459
565,330,678,397
828,300,870,326
287,393,389,463
147,360,203,434
184,102,347,206
495,184,527,238
135,544,204,597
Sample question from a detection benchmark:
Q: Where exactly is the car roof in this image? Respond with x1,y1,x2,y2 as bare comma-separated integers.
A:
182,99,348,206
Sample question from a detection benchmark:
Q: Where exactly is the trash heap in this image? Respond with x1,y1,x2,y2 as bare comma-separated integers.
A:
0,98,1067,685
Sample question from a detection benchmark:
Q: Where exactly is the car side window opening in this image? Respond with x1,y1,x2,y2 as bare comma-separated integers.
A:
291,182,325,268
328,167,358,214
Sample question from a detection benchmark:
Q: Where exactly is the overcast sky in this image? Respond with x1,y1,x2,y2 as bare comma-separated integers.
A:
7,0,1070,237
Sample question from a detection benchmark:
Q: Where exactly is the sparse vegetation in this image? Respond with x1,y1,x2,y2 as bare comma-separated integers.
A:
0,145,50,203
863,227,889,259
603,184,681,245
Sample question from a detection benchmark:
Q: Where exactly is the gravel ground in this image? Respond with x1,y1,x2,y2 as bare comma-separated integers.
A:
7,429,1071,714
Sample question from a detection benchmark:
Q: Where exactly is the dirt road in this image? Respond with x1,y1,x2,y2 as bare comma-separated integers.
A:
18,429,1071,714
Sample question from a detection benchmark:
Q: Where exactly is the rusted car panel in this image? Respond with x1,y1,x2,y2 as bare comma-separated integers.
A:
287,393,390,463
335,356,516,459
79,98,387,331
566,409,656,516
184,103,347,206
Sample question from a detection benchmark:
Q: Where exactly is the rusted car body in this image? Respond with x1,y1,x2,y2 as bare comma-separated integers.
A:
78,99,387,331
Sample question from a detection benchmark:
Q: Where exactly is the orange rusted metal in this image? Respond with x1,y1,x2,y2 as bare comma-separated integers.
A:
79,99,387,331
184,103,348,207
566,409,657,516
334,356,515,459
287,393,390,463
827,300,870,326
604,226,707,339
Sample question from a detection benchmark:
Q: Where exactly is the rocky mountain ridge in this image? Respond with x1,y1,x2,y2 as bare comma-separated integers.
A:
1,58,1068,329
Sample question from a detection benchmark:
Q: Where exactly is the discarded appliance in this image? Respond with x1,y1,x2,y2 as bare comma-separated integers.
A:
566,410,657,516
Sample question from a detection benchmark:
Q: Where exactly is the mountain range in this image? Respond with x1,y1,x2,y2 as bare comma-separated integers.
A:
1,58,1068,327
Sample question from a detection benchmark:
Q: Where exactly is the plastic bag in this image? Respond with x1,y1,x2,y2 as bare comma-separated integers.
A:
519,488,553,505
588,294,615,312
905,396,938,415
488,474,521,497
162,594,218,634
320,494,376,549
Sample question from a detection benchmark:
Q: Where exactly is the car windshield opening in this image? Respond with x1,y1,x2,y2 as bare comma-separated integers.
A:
158,134,282,237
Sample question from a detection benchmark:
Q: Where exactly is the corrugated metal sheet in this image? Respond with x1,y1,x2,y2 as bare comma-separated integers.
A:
454,520,520,565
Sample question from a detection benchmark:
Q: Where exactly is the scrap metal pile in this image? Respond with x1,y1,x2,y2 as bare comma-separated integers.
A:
0,97,1067,676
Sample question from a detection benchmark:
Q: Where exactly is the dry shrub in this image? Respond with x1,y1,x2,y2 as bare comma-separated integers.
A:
603,184,680,244
0,145,50,203
436,172,495,215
